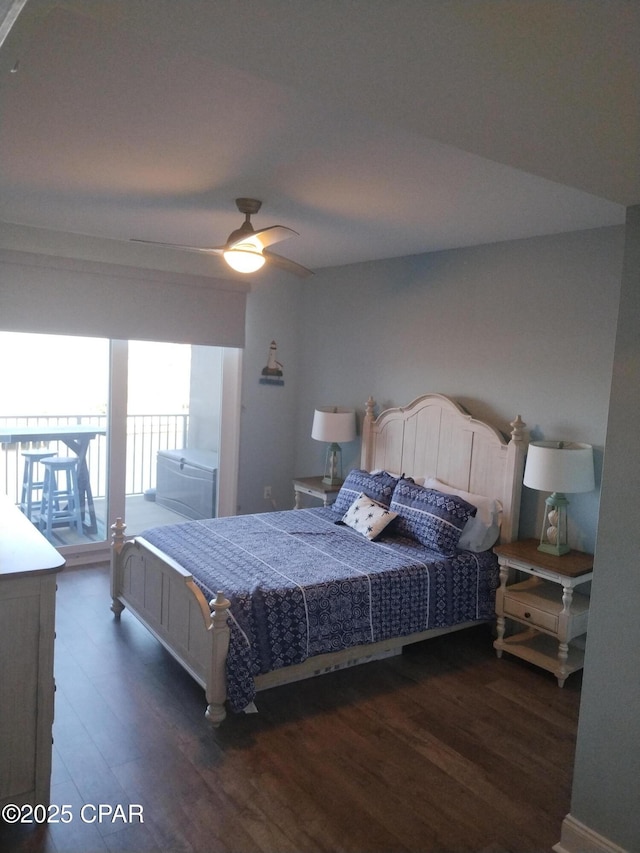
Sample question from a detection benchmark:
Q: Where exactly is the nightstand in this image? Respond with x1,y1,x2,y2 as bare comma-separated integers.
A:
293,476,341,509
493,538,593,687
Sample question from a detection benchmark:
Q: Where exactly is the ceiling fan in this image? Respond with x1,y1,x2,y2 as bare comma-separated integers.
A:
131,198,313,278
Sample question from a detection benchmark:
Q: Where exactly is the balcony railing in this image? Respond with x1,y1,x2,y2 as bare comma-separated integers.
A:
0,413,189,505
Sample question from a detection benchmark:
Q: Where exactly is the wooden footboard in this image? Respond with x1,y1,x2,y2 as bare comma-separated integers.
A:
110,518,231,725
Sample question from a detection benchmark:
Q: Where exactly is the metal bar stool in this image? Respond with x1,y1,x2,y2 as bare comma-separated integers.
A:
20,449,56,522
39,456,83,541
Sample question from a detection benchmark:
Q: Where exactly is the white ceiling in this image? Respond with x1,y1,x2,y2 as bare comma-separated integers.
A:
0,0,637,274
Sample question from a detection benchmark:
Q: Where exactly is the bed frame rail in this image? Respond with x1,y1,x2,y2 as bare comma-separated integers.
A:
110,518,230,724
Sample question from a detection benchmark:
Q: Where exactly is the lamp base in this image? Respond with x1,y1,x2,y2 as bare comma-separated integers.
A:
537,541,571,557
322,475,343,487
322,443,343,487
538,492,570,556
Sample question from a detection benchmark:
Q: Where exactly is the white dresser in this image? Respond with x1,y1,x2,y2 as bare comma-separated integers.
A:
0,495,64,809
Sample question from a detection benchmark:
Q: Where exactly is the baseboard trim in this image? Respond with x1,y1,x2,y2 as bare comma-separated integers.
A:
554,814,628,853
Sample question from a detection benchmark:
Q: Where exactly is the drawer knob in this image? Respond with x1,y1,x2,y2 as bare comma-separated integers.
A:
524,611,531,619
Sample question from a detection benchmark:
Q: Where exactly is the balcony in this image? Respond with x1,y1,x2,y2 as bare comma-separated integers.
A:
0,413,191,544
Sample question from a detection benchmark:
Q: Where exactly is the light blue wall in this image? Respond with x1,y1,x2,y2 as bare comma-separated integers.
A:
237,271,304,514
567,206,640,851
288,225,624,553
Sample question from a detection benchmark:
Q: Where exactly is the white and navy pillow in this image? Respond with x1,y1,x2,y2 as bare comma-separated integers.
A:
342,493,398,540
332,469,400,516
390,479,477,555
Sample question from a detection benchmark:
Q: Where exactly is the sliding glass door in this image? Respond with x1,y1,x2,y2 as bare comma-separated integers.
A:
0,332,238,561
0,332,109,552
122,341,221,535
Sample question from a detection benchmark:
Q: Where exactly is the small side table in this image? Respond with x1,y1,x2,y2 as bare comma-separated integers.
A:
293,476,341,509
493,538,593,687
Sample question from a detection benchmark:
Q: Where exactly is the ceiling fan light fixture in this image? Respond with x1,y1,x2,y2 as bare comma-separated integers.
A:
131,197,312,277
223,243,266,273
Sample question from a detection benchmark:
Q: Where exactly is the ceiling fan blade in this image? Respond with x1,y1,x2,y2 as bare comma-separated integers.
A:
131,203,310,277
130,238,224,254
264,249,314,278
251,225,298,249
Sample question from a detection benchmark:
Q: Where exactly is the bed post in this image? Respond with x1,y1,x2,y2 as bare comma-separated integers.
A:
501,414,528,543
110,517,127,617
360,396,377,470
205,591,231,726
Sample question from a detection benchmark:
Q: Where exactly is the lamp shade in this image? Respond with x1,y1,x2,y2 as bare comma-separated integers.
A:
311,408,356,444
523,441,595,494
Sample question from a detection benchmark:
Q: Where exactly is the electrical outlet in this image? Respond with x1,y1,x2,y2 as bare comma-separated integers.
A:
263,486,272,500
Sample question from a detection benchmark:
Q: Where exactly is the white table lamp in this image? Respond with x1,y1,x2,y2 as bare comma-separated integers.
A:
311,407,356,486
523,441,595,556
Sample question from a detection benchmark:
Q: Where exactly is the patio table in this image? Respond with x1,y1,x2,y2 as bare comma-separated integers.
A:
0,424,106,535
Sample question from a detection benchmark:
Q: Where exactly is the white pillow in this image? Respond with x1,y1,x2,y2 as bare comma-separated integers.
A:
342,493,398,540
424,477,502,552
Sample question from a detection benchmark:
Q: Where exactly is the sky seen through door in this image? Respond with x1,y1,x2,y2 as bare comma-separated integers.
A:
0,334,190,416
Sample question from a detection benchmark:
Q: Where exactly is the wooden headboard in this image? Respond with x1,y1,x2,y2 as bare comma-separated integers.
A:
360,393,527,543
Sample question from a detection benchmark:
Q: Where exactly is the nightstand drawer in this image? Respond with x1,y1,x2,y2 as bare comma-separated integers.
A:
503,594,559,633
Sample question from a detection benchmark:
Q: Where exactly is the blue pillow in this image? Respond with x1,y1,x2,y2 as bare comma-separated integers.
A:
390,480,477,555
332,469,400,516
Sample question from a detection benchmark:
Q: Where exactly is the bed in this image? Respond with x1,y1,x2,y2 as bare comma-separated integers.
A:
110,393,527,725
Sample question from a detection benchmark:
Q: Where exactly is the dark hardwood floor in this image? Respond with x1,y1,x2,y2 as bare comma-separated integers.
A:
2,564,582,853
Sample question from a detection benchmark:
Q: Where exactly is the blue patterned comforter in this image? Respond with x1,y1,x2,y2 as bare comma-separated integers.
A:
141,507,499,712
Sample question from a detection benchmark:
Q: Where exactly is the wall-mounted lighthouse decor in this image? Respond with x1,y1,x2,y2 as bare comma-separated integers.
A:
260,340,284,386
